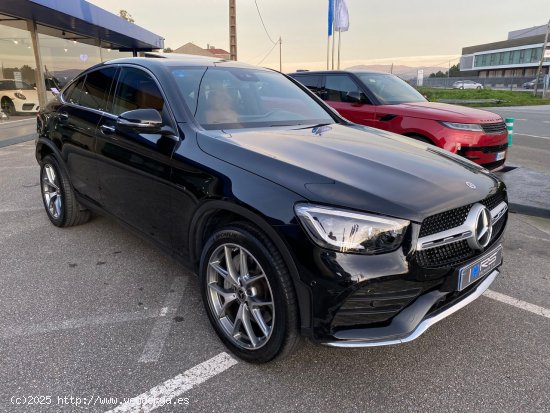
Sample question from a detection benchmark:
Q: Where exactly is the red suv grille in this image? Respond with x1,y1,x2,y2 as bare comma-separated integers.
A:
481,122,507,134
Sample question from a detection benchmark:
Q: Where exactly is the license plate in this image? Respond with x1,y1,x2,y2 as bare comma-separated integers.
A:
495,151,506,161
458,245,503,291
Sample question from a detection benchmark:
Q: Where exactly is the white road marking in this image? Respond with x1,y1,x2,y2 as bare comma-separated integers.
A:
515,133,550,141
107,352,238,413
138,277,188,363
0,308,163,339
0,118,35,125
0,207,43,214
543,121,550,124
484,290,550,319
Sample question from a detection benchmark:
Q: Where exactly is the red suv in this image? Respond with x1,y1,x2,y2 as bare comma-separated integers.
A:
290,70,508,170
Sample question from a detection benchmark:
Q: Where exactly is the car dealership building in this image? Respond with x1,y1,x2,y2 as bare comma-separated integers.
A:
0,0,163,112
460,25,549,78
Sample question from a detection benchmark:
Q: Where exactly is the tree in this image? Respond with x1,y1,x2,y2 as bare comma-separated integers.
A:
119,10,135,23
429,70,447,78
449,64,460,77
163,47,173,53
428,64,461,78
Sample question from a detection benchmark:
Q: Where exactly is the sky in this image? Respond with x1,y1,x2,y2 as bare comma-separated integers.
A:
88,0,549,73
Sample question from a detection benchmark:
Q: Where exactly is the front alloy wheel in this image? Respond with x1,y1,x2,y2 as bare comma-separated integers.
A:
206,244,275,349
200,223,299,363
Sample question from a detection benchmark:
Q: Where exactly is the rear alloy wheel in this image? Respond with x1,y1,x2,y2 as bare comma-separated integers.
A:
40,155,90,227
200,223,299,363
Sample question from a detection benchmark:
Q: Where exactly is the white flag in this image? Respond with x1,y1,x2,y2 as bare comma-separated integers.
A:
334,0,349,32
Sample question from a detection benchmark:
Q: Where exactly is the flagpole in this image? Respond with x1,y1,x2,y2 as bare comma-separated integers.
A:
327,36,330,70
337,29,341,69
331,23,335,69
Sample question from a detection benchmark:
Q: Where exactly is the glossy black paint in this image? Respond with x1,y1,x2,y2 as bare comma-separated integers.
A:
36,57,506,342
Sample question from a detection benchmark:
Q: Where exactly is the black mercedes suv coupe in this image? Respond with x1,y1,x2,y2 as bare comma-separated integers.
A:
36,57,508,363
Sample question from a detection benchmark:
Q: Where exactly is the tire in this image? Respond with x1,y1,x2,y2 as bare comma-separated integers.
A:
40,155,90,227
476,86,482,90
1,97,15,116
199,222,300,363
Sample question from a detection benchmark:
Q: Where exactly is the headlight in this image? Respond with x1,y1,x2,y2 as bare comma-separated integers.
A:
14,92,26,100
440,121,483,132
294,204,409,254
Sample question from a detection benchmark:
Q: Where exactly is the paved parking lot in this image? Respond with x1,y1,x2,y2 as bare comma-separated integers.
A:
0,135,549,412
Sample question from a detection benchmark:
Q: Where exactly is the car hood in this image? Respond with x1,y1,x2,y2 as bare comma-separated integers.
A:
197,124,501,222
382,101,503,123
5,89,38,101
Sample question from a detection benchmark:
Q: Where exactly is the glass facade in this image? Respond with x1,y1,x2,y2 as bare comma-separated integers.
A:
0,18,39,114
474,46,543,68
0,14,134,114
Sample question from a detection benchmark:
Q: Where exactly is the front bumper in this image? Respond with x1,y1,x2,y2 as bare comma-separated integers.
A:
322,269,498,347
14,101,39,113
458,143,508,170
438,129,508,170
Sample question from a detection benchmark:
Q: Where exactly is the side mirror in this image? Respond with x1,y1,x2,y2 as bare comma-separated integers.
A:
346,91,366,104
117,109,163,133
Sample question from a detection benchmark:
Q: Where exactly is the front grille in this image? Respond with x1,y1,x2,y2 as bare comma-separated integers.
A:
22,103,35,110
480,191,505,211
419,205,470,238
463,143,508,154
416,240,475,268
481,122,507,134
417,191,507,268
332,280,436,330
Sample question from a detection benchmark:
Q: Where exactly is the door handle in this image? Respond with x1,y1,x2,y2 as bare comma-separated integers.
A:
100,124,116,135
58,112,69,122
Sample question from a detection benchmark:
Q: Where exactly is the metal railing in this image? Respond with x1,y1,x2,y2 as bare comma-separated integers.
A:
404,75,549,92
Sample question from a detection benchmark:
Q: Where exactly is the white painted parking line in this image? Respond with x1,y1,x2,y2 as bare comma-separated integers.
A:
484,290,550,319
107,352,238,413
138,276,188,363
0,308,163,339
515,133,550,141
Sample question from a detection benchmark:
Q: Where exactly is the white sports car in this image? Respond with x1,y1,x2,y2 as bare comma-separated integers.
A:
0,79,40,115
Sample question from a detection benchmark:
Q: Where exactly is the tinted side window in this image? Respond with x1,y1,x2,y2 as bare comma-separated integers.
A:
63,77,85,105
112,67,165,116
293,75,322,94
79,67,117,111
324,75,361,103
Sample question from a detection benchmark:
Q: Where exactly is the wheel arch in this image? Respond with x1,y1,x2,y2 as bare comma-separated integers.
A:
402,132,437,146
35,138,67,177
189,200,312,332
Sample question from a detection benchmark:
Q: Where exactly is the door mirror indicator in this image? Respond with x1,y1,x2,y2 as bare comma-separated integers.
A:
116,109,163,133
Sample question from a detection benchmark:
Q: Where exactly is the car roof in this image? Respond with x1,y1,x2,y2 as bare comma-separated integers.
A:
94,55,269,72
288,69,393,76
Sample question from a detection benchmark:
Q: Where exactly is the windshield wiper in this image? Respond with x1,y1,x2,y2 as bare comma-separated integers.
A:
295,122,332,130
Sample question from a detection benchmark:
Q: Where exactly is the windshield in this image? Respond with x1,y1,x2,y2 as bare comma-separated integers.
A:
171,67,334,130
0,80,35,91
356,73,426,105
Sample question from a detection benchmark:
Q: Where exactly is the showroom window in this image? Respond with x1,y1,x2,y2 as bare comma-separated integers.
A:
0,18,37,88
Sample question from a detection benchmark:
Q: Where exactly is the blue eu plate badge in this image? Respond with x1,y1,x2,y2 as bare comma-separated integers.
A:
458,245,503,291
